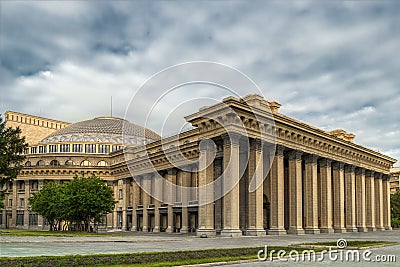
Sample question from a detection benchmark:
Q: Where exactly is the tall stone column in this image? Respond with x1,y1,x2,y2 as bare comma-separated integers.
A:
153,174,162,233
345,165,357,232
197,140,215,236
165,169,177,233
268,145,286,235
304,155,320,234
122,179,128,231
142,176,151,232
181,169,191,233
24,180,30,229
355,168,367,232
365,171,376,231
131,178,140,231
382,176,392,230
221,133,242,237
287,150,304,234
332,162,346,233
247,139,265,236
319,159,333,233
374,173,385,231
37,180,44,228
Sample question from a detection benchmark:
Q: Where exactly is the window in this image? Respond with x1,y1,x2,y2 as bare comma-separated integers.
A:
25,161,31,167
36,160,45,166
72,144,82,153
65,160,74,166
29,213,38,226
19,198,25,207
38,146,47,154
8,199,12,207
98,145,110,154
80,160,92,166
60,144,70,153
31,181,38,191
7,182,13,192
85,144,96,153
50,160,60,166
31,147,37,154
18,181,25,192
16,211,24,226
97,160,108,166
119,189,123,199
49,145,58,153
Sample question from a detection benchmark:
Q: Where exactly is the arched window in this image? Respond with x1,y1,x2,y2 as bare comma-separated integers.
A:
50,160,60,166
97,160,108,166
65,160,74,166
80,160,92,166
25,161,31,167
36,160,45,166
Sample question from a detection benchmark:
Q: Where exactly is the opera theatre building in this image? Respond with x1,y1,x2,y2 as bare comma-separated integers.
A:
1,94,396,236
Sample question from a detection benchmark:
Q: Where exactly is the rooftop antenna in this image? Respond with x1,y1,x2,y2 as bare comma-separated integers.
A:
110,96,113,117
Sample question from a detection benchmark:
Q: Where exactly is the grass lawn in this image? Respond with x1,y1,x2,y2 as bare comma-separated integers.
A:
0,229,116,237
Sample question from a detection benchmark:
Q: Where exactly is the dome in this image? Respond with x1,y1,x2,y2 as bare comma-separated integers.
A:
41,117,160,145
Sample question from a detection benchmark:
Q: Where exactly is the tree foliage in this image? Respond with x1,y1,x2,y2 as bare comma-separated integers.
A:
0,115,28,208
29,174,116,231
391,190,400,228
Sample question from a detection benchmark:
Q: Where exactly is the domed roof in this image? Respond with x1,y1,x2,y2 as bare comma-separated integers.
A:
41,117,160,145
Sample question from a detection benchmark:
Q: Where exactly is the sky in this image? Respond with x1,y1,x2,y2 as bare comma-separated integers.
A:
0,0,399,166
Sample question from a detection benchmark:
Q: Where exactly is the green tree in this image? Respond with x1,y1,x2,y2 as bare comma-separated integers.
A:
29,174,116,231
391,190,400,228
0,116,28,209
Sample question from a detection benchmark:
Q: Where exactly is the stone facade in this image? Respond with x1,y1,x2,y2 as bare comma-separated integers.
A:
390,167,400,193
1,94,396,235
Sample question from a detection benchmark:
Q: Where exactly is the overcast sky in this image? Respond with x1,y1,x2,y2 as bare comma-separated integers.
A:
0,1,399,166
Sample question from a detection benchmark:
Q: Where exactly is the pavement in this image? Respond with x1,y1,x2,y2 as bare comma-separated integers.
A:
0,230,399,266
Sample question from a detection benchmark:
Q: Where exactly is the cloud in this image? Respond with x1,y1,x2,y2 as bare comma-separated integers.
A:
0,0,399,165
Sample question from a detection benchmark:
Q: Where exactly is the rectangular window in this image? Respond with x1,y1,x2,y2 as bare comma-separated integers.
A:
60,144,70,153
38,146,47,154
72,144,82,153
119,189,123,199
98,145,110,154
16,211,24,226
31,181,38,191
8,199,12,207
29,213,38,226
49,145,58,153
19,198,24,207
85,144,96,153
31,147,37,154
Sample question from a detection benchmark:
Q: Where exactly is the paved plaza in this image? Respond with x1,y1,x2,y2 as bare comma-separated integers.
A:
1,231,399,267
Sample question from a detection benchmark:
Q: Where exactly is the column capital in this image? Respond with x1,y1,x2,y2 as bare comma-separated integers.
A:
167,168,177,176
287,150,302,161
332,162,345,170
221,132,241,146
304,154,318,164
374,172,383,179
344,165,356,173
199,139,216,152
356,167,366,176
365,170,375,178
319,158,332,167
382,174,390,181
250,138,262,151
275,144,285,156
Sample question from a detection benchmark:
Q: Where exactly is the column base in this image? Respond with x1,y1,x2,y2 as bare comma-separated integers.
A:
267,228,287,235
130,226,137,232
142,226,148,232
356,227,368,232
197,228,216,237
221,229,242,237
346,227,358,233
367,227,376,232
385,226,392,231
180,226,188,233
166,227,173,233
320,228,334,234
304,228,320,234
246,228,266,236
153,226,160,233
333,227,347,233
287,227,305,235
376,226,386,231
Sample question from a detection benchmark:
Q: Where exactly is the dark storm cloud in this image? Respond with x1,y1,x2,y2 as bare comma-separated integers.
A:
0,0,399,165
